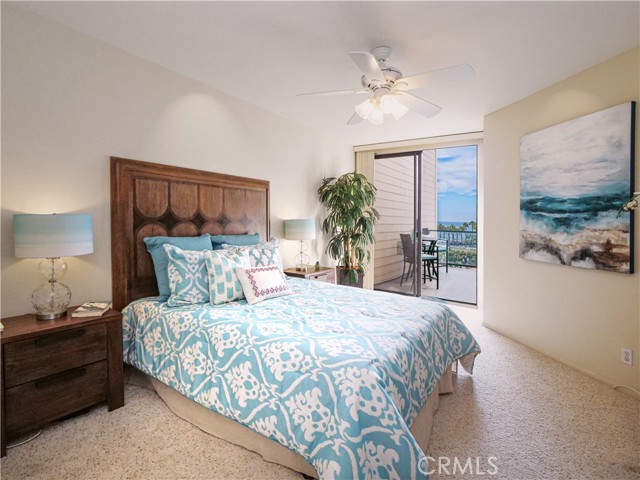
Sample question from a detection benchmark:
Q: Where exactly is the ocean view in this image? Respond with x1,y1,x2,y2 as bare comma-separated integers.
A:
438,221,475,229
436,146,478,267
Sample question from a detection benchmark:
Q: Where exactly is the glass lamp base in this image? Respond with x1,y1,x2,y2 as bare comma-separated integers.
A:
35,310,68,321
294,242,310,272
32,282,71,321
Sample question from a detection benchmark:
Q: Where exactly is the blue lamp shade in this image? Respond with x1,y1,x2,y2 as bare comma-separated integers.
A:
14,214,94,258
284,219,316,241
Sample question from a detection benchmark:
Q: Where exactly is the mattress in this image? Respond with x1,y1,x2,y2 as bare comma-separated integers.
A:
123,278,480,479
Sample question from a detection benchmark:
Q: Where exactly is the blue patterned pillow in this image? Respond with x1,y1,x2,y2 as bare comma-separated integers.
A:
143,234,212,298
163,245,209,307
203,250,251,305
222,238,283,271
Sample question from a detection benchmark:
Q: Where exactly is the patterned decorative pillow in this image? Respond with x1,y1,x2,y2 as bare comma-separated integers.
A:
222,237,283,271
236,265,293,305
163,245,209,307
203,250,251,305
143,234,212,298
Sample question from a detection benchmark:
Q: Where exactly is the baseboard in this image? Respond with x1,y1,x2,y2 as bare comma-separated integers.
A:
481,320,640,399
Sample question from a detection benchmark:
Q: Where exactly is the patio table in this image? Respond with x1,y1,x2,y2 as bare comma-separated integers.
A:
422,235,449,272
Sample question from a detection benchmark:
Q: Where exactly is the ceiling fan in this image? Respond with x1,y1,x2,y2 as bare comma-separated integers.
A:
298,46,474,125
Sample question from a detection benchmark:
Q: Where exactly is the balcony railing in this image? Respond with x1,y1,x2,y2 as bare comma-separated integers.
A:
435,229,477,267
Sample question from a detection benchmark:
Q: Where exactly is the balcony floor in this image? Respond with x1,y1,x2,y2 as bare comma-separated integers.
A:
374,265,477,304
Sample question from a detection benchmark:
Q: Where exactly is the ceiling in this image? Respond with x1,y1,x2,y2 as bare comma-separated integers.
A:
15,1,640,146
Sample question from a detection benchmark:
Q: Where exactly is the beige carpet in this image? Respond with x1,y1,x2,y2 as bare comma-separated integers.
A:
431,307,639,479
2,309,638,479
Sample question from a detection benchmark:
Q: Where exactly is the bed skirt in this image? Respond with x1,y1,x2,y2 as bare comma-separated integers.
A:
127,362,457,478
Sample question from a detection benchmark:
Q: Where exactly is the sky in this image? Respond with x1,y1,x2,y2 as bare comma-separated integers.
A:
437,145,477,224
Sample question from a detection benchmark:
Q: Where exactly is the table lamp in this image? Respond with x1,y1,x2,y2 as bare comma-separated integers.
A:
284,219,316,271
13,213,94,320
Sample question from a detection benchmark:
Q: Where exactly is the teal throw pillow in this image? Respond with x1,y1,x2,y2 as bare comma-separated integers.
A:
211,233,261,251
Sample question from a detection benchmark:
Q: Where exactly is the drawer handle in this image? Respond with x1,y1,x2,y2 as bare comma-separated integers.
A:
34,328,86,347
35,367,87,390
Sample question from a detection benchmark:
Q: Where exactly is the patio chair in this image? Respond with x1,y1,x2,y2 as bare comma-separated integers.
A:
400,233,438,288
421,228,447,271
422,239,440,289
435,239,449,273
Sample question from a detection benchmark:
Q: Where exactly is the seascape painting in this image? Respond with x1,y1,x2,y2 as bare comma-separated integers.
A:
519,102,635,274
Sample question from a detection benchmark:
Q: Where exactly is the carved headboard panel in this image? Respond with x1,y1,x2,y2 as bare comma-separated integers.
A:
110,157,270,310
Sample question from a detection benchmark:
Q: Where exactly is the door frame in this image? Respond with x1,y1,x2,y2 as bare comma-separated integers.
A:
374,150,423,297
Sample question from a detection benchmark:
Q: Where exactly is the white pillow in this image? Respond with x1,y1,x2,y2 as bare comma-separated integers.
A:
236,265,293,305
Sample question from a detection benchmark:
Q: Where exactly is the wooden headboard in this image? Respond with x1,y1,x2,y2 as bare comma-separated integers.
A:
110,157,270,310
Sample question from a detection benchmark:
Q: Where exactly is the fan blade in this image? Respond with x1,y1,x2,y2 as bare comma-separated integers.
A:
297,88,369,98
349,52,385,84
398,64,474,91
347,112,363,125
396,92,442,118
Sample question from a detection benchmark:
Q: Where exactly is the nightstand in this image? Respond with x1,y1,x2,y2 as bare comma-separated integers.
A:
0,308,124,456
284,266,336,284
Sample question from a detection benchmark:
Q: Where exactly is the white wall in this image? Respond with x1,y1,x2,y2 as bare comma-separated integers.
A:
484,47,640,390
1,5,353,317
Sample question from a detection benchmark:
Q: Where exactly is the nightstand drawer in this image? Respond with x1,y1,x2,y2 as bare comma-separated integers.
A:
284,266,335,283
4,324,107,388
4,361,108,436
307,271,335,283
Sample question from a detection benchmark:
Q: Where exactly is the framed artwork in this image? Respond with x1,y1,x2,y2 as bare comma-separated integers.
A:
520,102,635,274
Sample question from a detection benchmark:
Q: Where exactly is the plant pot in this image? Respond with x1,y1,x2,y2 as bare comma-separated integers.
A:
336,269,364,288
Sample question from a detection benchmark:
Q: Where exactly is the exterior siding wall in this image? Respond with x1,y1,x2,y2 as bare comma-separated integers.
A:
373,152,437,284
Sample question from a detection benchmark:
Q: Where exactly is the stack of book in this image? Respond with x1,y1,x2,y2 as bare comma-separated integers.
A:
72,302,112,318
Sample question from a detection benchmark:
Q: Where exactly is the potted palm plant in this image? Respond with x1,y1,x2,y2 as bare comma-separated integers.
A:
318,172,379,287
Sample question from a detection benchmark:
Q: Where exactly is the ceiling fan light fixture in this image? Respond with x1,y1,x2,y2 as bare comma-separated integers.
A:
368,105,384,125
299,47,474,126
379,94,395,114
379,94,408,120
355,98,377,120
390,101,409,121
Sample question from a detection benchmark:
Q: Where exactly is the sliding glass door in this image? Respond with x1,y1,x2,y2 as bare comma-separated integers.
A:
433,145,478,305
370,144,478,305
372,151,422,297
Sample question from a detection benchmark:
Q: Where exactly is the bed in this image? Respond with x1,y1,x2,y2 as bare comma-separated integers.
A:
111,157,480,479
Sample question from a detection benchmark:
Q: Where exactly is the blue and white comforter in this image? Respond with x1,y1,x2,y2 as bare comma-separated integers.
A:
123,278,480,479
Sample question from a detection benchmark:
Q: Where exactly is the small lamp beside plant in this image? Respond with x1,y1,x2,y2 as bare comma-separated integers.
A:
318,172,379,287
284,219,316,271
